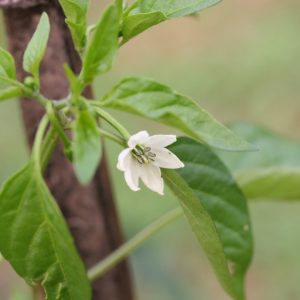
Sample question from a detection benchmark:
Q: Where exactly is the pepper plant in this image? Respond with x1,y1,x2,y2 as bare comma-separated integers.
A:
0,1,299,300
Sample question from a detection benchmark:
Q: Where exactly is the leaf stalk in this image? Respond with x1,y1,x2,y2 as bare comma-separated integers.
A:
88,207,183,282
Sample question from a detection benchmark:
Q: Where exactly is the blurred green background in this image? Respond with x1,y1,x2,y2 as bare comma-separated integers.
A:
1,0,300,299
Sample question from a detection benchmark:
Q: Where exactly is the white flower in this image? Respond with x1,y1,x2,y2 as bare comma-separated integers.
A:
117,131,184,195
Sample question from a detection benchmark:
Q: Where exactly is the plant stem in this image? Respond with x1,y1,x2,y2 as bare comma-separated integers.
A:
92,105,131,140
46,103,71,149
88,207,183,282
0,253,3,265
32,115,49,170
97,128,126,147
41,127,59,172
32,115,59,172
35,94,50,107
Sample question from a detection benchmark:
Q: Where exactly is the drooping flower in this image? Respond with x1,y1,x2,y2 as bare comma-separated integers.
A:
117,131,184,195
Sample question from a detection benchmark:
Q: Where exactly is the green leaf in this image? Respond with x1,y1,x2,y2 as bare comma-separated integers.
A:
238,168,300,201
115,0,123,13
103,77,255,151
73,108,102,184
81,4,120,84
59,0,89,51
122,11,166,40
64,64,82,97
164,137,253,300
219,123,300,201
0,48,19,91
122,0,221,40
0,163,91,300
0,47,16,79
138,0,222,18
23,13,50,81
0,86,22,101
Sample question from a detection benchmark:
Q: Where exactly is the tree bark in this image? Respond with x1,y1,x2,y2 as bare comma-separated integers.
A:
1,2,134,300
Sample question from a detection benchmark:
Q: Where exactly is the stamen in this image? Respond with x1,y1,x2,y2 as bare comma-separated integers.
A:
136,156,144,164
131,145,156,165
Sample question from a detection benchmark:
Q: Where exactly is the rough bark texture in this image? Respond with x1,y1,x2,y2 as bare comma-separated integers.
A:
2,3,134,300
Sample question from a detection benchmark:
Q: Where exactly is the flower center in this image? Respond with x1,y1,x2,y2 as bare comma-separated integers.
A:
132,145,156,165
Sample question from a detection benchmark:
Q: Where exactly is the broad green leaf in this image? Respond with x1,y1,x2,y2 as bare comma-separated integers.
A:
0,86,22,101
0,47,16,79
58,0,89,51
81,4,120,84
0,163,91,300
164,137,253,300
219,123,300,201
23,13,50,80
238,168,300,201
103,77,255,151
122,0,221,40
73,109,102,184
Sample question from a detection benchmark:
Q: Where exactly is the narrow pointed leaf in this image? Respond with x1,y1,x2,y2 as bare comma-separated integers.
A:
103,77,255,151
73,109,102,184
58,0,89,50
164,137,253,300
81,4,120,84
23,13,50,80
219,123,300,201
0,163,91,300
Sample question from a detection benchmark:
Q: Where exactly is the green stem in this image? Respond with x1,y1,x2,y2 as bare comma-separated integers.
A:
53,97,71,110
0,253,4,265
32,115,49,170
32,115,59,172
88,207,183,282
46,103,71,150
41,126,59,172
92,105,131,140
87,24,96,35
97,128,126,147
35,94,50,107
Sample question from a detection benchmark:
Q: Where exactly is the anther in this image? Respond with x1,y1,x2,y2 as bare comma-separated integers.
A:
148,152,156,158
136,156,144,164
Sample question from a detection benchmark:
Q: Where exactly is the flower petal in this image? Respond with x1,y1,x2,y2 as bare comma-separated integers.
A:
144,135,177,148
152,148,184,169
139,164,164,195
124,158,141,191
128,131,150,148
117,148,132,171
